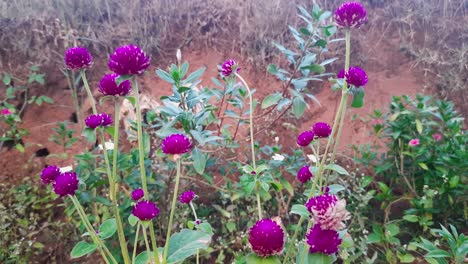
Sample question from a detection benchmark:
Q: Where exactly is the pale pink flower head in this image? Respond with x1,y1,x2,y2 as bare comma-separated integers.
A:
432,133,443,142
1,109,12,115
306,194,350,231
409,138,420,147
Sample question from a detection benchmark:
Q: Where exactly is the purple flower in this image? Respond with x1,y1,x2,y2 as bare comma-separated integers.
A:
99,73,132,96
312,122,332,138
180,190,196,204
297,165,313,184
335,2,368,29
306,194,350,230
297,131,315,147
432,133,443,141
1,109,12,115
306,224,341,255
100,113,113,127
337,67,368,87
85,114,102,129
108,45,150,75
53,172,79,197
306,193,338,214
132,200,160,221
41,166,61,184
64,47,93,70
248,219,285,257
161,134,192,155
409,138,420,147
131,189,144,201
221,59,240,77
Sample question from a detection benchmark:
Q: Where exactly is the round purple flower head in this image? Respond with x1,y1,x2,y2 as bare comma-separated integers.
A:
180,190,196,204
41,165,61,184
65,47,93,70
85,114,102,129
305,193,338,214
306,224,341,255
312,122,332,138
108,45,150,75
161,134,192,155
297,131,315,147
221,59,240,77
335,2,368,29
248,219,285,257
53,172,79,197
132,200,160,221
100,113,113,127
337,67,368,87
99,73,132,96
131,188,145,201
297,165,313,184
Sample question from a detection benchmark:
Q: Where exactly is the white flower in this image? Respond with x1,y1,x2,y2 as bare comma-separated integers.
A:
272,153,285,161
307,154,317,163
59,166,73,173
274,137,279,143
98,141,114,150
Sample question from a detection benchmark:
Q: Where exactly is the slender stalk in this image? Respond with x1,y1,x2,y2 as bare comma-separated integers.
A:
142,226,153,264
235,72,263,220
189,202,200,264
80,70,97,114
163,158,182,263
112,98,132,264
132,223,141,264
66,72,82,128
70,195,117,264
283,216,305,263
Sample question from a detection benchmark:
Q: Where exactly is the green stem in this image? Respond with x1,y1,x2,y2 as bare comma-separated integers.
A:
66,72,82,128
189,202,200,264
80,70,97,114
112,98,131,264
70,195,117,264
142,225,153,264
163,158,182,263
282,216,305,264
132,77,160,264
131,223,141,264
235,72,262,220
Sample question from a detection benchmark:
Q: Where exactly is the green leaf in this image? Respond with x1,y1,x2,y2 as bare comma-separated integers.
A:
298,252,334,264
351,88,365,108
115,75,133,85
367,233,382,244
226,222,236,233
246,253,281,264
386,224,400,237
418,163,429,170
292,96,307,118
403,215,419,223
192,147,206,175
15,144,25,153
425,249,451,258
398,253,415,263
156,69,175,83
82,128,96,143
3,73,11,85
98,218,117,239
128,214,138,227
328,184,346,194
134,251,157,264
324,164,349,175
262,93,282,109
290,204,309,218
70,240,97,258
362,176,373,187
449,176,460,188
267,64,278,74
184,67,206,84
416,119,423,134
167,229,211,263
300,64,325,73
125,96,136,107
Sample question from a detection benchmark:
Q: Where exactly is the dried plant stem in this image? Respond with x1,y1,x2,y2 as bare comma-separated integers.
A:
163,158,182,263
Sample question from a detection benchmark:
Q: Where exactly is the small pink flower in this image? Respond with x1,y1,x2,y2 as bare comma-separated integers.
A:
409,139,420,147
432,133,443,141
1,109,12,115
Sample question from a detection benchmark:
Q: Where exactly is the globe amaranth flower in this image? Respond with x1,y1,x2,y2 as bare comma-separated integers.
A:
306,224,341,255
65,47,93,70
306,193,350,230
53,172,79,197
312,122,332,138
221,59,240,77
85,113,113,129
1,109,12,115
337,67,368,87
297,165,313,184
132,200,160,221
108,45,150,75
180,190,196,204
409,138,420,147
131,188,145,201
161,134,192,155
99,73,132,96
297,131,315,147
335,2,368,29
248,219,285,257
41,165,61,184
432,133,443,141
